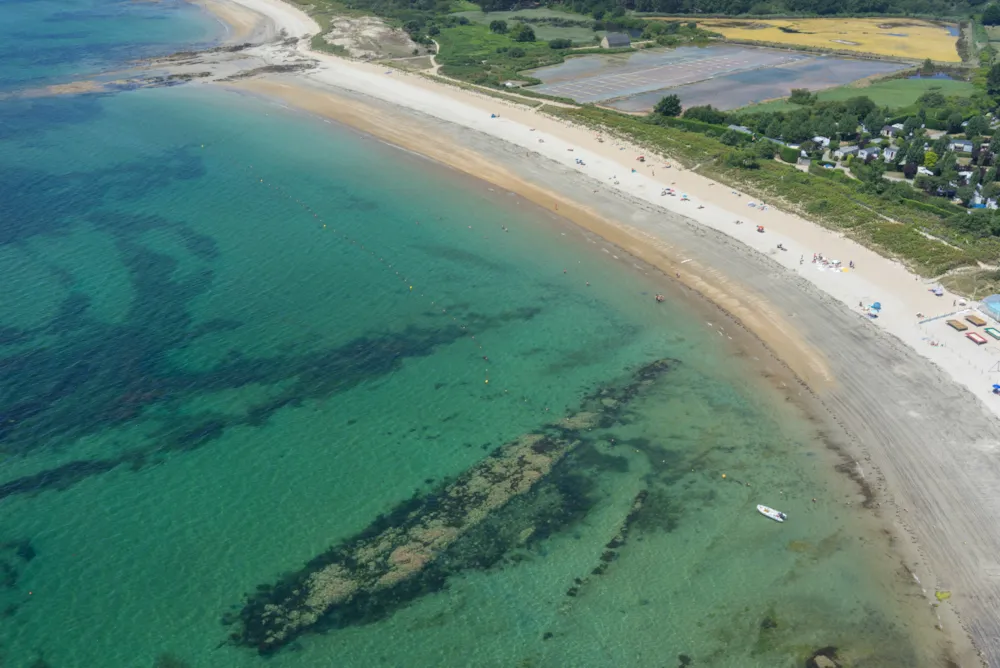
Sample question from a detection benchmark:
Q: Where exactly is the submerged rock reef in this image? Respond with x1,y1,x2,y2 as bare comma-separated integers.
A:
230,358,678,654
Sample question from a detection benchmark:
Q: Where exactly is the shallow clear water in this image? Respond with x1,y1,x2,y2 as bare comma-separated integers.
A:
0,0,218,91
0,5,947,668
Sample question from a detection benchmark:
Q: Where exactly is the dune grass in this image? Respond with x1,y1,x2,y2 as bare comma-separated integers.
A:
435,24,568,84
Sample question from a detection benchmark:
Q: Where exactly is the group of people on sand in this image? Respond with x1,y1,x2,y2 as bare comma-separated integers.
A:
811,253,855,270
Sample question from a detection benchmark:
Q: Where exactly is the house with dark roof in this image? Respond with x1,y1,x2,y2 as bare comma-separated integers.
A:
834,145,859,160
601,32,631,49
858,147,880,161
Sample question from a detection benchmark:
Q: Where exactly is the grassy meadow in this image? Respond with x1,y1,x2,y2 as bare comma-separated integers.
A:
739,77,976,113
435,23,568,83
452,8,603,43
683,18,960,62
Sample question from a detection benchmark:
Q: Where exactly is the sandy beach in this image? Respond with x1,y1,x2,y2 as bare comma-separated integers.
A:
182,0,1000,663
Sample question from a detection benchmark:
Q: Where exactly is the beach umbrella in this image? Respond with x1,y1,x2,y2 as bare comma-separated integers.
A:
992,384,1000,390
871,302,882,311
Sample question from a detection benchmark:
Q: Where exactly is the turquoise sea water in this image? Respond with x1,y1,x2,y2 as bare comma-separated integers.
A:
0,0,218,92
0,4,948,667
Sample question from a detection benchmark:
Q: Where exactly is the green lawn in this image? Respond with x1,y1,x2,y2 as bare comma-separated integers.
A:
449,0,479,12
986,24,1000,42
453,8,603,44
739,78,976,114
435,24,567,83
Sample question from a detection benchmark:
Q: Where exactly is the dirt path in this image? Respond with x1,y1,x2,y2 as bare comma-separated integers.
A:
424,39,577,108
429,39,442,75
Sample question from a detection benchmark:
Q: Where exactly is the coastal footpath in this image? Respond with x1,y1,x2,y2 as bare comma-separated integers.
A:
166,1,1000,664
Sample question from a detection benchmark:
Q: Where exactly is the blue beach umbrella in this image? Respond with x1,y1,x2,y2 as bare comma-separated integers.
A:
871,302,882,311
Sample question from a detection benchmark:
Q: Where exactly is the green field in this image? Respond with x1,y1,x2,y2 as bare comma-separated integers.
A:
449,0,480,11
740,77,976,113
453,8,604,44
987,24,1000,42
435,23,567,83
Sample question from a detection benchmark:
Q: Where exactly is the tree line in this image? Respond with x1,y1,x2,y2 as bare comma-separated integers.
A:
481,0,984,18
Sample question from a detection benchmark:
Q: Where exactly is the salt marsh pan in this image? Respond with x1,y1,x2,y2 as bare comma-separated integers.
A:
527,45,906,112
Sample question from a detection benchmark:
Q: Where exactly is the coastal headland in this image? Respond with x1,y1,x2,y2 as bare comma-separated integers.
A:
126,0,1000,663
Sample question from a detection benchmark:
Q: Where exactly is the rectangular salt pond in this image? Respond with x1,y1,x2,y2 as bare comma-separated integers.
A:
609,57,909,112
527,45,907,111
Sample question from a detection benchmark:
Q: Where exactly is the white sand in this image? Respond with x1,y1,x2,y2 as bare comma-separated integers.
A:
218,3,1000,415
191,0,1000,663
190,0,316,43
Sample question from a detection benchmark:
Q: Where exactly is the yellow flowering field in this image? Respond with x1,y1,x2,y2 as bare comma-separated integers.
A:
685,18,960,62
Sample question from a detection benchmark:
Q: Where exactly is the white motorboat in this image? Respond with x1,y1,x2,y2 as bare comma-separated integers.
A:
757,505,787,522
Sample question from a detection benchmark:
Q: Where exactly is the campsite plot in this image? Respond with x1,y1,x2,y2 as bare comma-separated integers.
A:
528,45,907,112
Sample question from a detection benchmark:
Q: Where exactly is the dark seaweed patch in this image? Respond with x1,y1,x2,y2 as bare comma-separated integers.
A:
0,288,543,501
152,653,192,668
0,538,36,594
229,359,678,654
572,441,629,473
806,646,840,668
629,490,682,533
552,488,652,616
0,460,119,499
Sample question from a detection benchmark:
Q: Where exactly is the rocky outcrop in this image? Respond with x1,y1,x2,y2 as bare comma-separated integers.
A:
806,647,841,668
230,359,677,654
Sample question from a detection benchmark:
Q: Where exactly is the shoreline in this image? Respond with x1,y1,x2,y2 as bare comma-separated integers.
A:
184,0,998,664
228,75,982,664
232,75,836,393
190,0,261,43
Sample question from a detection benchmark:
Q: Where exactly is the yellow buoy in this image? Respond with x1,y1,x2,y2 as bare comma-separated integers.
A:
485,379,489,384
721,474,726,479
